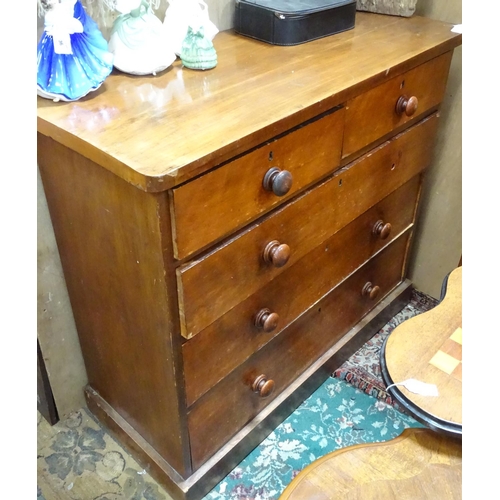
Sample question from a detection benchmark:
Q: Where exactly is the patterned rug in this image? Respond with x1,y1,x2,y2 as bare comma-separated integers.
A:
38,289,435,500
333,289,438,408
38,379,423,500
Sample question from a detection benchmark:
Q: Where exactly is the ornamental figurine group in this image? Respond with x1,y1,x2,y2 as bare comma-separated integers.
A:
37,0,219,102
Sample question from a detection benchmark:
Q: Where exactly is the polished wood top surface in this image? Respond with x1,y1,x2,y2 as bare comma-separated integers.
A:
279,428,461,500
382,267,462,431
37,13,461,192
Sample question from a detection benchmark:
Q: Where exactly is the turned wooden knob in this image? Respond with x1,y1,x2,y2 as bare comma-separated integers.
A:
263,167,293,196
263,240,291,267
254,308,279,332
252,374,275,398
372,220,392,240
362,282,380,300
395,95,418,117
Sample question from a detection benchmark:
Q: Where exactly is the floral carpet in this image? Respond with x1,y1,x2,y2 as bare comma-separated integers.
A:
37,290,434,500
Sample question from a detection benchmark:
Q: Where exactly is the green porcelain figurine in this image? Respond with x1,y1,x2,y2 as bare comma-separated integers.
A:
180,25,217,70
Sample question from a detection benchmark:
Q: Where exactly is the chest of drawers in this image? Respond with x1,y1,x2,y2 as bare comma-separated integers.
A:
37,13,461,500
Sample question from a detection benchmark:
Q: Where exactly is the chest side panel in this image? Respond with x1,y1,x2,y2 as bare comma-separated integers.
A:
37,134,190,476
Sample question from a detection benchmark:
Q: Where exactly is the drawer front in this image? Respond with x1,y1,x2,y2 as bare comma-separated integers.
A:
342,51,452,158
187,235,409,469
170,108,345,260
177,114,438,339
183,176,420,406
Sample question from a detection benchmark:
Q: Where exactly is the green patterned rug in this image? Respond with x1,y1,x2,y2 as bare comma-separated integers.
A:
38,378,423,500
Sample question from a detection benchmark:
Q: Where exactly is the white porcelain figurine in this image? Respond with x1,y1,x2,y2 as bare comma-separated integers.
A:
107,0,175,76
37,0,114,102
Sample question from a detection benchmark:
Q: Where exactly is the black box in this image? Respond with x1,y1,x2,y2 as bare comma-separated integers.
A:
234,0,357,46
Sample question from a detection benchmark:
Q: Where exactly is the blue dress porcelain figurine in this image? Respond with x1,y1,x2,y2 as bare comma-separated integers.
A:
37,0,114,102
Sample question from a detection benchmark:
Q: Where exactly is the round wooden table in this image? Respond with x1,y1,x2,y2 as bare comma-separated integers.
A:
279,428,461,499
381,267,462,437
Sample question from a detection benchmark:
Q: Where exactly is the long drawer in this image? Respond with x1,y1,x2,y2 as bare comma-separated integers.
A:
187,234,409,469
182,176,420,406
342,51,452,158
170,108,345,260
177,114,438,339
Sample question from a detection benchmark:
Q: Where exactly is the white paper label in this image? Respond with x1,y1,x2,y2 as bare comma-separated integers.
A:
386,378,439,397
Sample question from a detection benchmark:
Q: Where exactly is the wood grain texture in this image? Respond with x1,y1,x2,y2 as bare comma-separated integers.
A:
177,113,438,339
171,108,344,259
36,14,461,192
343,51,453,158
383,266,462,427
187,235,409,469
37,135,191,476
183,177,421,406
279,428,461,500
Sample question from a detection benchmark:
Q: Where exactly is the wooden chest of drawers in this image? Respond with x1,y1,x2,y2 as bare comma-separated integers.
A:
37,13,461,500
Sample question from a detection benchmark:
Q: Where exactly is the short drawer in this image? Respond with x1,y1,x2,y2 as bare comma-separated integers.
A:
170,108,345,260
187,234,409,469
342,51,453,158
182,176,420,406
177,113,438,339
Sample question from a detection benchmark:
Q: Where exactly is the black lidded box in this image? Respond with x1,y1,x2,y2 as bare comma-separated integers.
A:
234,0,357,46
